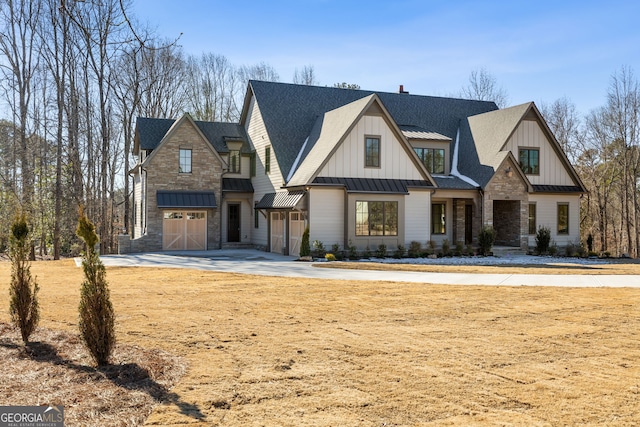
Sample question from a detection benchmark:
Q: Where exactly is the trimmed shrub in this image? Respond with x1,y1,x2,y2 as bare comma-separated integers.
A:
348,240,358,260
454,241,464,257
331,243,343,260
375,244,387,258
441,239,451,257
426,240,436,256
478,226,495,256
408,241,422,258
8,214,39,345
535,226,551,255
325,253,336,262
312,240,326,258
394,245,406,259
465,244,475,256
77,209,115,366
362,245,371,259
299,226,310,257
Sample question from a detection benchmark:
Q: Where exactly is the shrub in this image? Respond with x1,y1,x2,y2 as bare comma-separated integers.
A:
375,244,387,258
426,240,436,256
325,253,336,262
548,241,558,256
362,245,371,259
535,226,551,255
299,226,310,257
454,241,464,257
565,242,576,257
576,244,586,258
408,241,421,258
348,240,358,260
77,209,115,366
441,239,451,257
330,243,343,260
465,244,475,256
586,234,594,253
312,240,325,258
394,245,406,259
478,226,495,256
8,214,39,345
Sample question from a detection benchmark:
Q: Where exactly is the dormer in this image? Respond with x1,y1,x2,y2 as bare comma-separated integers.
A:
401,126,452,175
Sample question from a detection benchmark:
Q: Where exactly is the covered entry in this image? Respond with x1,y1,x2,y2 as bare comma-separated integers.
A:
493,200,521,246
157,190,217,250
256,190,306,255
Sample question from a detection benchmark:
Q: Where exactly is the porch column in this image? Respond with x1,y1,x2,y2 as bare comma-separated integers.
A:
454,199,465,244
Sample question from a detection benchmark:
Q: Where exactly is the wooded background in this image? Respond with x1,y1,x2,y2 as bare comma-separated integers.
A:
0,0,637,258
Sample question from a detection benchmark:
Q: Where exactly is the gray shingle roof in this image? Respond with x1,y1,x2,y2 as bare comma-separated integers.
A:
312,177,432,194
136,117,250,153
432,175,479,190
246,80,498,184
156,190,217,208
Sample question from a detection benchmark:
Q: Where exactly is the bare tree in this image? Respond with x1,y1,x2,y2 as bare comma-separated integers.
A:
185,53,239,122
540,97,582,163
293,65,318,85
460,68,509,108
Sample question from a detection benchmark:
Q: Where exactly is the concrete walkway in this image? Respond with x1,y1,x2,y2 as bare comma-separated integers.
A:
95,249,640,288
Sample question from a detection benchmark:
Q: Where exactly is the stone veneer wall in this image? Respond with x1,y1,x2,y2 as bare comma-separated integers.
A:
483,158,530,250
119,119,224,254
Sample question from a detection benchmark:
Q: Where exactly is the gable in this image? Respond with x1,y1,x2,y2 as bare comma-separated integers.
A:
504,119,575,186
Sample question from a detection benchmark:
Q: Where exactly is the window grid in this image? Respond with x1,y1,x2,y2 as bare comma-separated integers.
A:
179,149,192,173
365,137,380,168
355,201,398,236
414,147,445,174
519,148,539,174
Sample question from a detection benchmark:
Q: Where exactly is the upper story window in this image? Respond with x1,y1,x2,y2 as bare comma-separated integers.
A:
179,149,192,173
365,136,380,168
414,147,445,174
519,148,539,175
229,150,240,173
265,146,271,174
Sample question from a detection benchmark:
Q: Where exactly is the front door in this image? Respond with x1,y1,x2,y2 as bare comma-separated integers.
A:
465,204,473,244
227,204,240,242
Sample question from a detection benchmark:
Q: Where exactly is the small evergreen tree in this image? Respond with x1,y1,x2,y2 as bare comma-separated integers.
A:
300,226,310,257
535,226,551,255
8,214,39,344
77,209,115,366
478,226,495,256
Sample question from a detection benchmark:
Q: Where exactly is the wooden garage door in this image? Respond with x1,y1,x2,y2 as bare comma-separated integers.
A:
270,212,284,254
163,211,206,250
289,212,305,257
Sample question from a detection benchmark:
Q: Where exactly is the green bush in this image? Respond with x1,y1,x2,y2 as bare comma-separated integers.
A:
299,226,310,257
441,239,451,257
362,245,371,259
8,214,40,344
478,226,495,256
454,241,464,257
330,243,343,260
348,240,358,260
408,241,422,258
312,240,325,258
426,240,436,256
394,245,406,259
375,244,387,258
535,226,551,255
465,244,475,256
77,209,115,366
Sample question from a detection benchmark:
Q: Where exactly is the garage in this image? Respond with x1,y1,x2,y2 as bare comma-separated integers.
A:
256,190,307,255
157,190,217,251
289,212,305,257
163,211,207,250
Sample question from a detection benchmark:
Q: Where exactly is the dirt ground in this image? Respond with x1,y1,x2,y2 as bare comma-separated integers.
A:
1,260,639,426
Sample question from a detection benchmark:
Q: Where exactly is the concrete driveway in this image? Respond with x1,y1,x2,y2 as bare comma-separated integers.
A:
96,249,640,288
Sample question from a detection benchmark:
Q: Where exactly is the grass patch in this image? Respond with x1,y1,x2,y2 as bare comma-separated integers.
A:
1,260,639,425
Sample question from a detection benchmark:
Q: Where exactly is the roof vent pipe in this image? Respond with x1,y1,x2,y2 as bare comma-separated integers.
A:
399,85,409,94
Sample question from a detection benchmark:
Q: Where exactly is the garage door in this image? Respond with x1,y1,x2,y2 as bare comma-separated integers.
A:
289,212,305,257
270,212,284,254
163,211,206,250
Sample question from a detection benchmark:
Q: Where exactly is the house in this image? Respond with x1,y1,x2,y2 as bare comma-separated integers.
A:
119,80,586,256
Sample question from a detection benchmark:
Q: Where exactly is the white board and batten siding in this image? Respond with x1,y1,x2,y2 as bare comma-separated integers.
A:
527,194,581,246
504,120,574,186
317,115,424,180
244,95,281,247
404,191,431,246
308,188,344,247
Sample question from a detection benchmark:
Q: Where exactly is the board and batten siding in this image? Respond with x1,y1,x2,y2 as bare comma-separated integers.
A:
404,190,431,245
317,115,424,180
504,120,574,186
132,171,143,237
308,188,344,248
244,95,280,247
527,194,581,246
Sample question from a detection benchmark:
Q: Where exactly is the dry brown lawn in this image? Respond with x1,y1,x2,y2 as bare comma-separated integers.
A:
1,260,639,426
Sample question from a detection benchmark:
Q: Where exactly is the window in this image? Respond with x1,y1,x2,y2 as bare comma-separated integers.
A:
265,146,271,174
250,152,256,177
432,202,446,234
558,203,569,235
519,148,539,174
414,147,445,174
365,137,380,167
179,149,192,173
355,201,398,236
528,203,536,235
229,150,241,173
254,202,259,228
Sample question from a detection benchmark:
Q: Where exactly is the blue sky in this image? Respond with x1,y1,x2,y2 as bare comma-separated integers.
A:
131,0,640,115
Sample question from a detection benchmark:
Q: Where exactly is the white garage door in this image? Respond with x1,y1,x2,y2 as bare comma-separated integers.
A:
163,211,206,250
270,212,285,254
289,212,305,257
